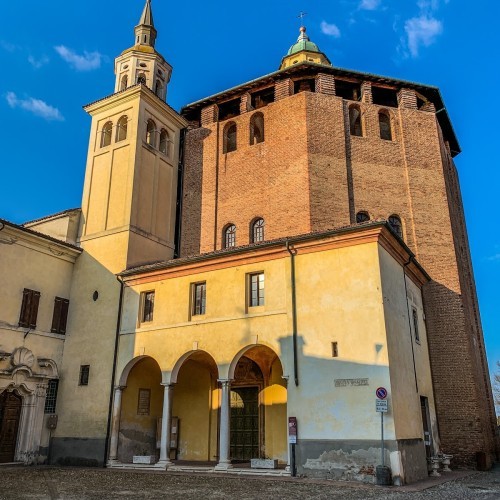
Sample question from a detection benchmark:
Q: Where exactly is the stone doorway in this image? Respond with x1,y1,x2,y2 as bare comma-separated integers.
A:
230,386,260,460
0,391,22,463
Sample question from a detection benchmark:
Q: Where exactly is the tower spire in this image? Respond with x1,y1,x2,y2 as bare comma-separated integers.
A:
135,0,157,48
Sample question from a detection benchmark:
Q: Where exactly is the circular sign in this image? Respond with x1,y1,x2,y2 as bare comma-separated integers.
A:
376,387,388,399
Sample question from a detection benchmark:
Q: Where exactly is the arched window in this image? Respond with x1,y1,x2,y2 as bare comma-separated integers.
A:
388,215,403,239
250,112,264,145
146,119,156,147
349,105,363,137
120,74,128,91
116,116,128,142
379,111,392,141
223,224,236,248
137,73,146,85
251,218,265,243
101,121,112,148
356,212,370,223
159,129,170,155
155,80,163,98
223,123,237,153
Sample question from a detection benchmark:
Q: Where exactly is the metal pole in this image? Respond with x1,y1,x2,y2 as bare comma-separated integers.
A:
381,412,385,466
291,443,296,477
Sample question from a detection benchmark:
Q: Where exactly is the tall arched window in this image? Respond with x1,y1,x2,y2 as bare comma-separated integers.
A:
251,218,265,243
146,120,156,147
349,105,363,137
356,212,370,223
159,129,170,155
101,121,113,148
137,73,146,85
388,215,403,239
250,112,264,145
379,111,392,141
116,116,128,142
223,123,237,153
223,224,236,248
120,74,128,91
155,80,163,99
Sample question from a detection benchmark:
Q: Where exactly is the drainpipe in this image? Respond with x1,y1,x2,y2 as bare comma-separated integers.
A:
403,257,419,393
285,240,299,387
104,275,125,467
174,128,186,258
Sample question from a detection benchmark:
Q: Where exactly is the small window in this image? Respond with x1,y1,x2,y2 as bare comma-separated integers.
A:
224,123,237,153
356,212,370,223
141,291,155,322
120,74,128,91
155,80,163,98
412,307,420,343
223,224,236,248
349,106,363,137
116,116,128,142
250,113,264,145
44,380,59,414
251,218,265,243
388,215,403,239
192,282,206,316
51,297,69,334
146,119,156,147
379,111,392,141
159,129,170,155
79,365,90,386
249,272,265,307
332,342,339,358
137,73,146,85
101,121,113,147
137,388,151,415
19,288,40,328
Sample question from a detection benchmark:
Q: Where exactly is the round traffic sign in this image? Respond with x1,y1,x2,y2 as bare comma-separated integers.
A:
376,387,388,399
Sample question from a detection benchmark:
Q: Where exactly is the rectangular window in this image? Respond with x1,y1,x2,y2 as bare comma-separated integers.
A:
79,365,90,386
51,297,69,334
249,272,265,307
412,307,420,343
192,282,206,316
141,291,155,322
18,288,41,328
332,342,339,358
44,380,59,414
137,388,151,415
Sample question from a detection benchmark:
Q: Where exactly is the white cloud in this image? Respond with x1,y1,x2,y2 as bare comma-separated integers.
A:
487,253,500,262
360,0,381,10
6,92,64,121
320,21,341,38
54,45,102,71
0,40,18,52
405,15,443,57
28,55,49,69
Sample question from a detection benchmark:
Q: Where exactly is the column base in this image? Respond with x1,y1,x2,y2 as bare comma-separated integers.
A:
214,461,233,471
155,459,172,470
106,459,121,468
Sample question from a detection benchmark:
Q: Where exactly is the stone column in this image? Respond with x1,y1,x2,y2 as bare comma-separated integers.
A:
215,379,232,470
108,386,125,465
156,383,174,469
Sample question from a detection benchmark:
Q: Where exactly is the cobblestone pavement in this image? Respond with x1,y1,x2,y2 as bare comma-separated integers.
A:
0,465,499,500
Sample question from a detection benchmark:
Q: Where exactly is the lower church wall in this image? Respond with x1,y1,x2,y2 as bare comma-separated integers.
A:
50,437,106,467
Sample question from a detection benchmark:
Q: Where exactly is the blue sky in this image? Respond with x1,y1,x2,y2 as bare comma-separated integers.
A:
0,0,499,378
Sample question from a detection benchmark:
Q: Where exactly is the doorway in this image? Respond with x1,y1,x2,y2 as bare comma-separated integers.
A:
230,386,259,460
0,391,22,463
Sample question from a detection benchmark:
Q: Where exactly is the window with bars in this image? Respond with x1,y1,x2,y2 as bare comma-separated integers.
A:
19,288,41,328
412,307,420,343
224,224,236,248
356,212,370,223
192,282,206,316
44,380,59,414
249,272,265,307
251,218,264,243
388,215,403,239
141,291,155,323
51,297,69,334
79,365,90,386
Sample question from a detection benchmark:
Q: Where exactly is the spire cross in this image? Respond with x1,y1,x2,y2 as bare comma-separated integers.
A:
298,11,307,27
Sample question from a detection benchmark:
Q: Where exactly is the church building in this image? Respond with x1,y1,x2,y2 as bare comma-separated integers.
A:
0,0,497,485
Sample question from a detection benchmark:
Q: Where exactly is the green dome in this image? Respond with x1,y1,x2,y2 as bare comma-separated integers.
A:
287,27,321,55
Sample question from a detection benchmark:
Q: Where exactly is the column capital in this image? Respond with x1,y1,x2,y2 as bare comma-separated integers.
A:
114,385,126,391
217,379,233,386
161,382,175,389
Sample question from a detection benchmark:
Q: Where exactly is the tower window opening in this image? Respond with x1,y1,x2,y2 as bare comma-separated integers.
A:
251,87,274,109
251,218,265,243
356,212,370,223
294,78,315,94
159,129,170,155
116,116,128,142
335,80,361,101
379,111,392,141
144,35,147,43
155,80,163,99
250,112,264,145
146,119,157,147
388,215,403,239
372,86,398,108
120,74,128,91
224,123,237,153
349,105,363,137
137,73,146,85
101,121,113,147
223,224,236,248
218,98,240,121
